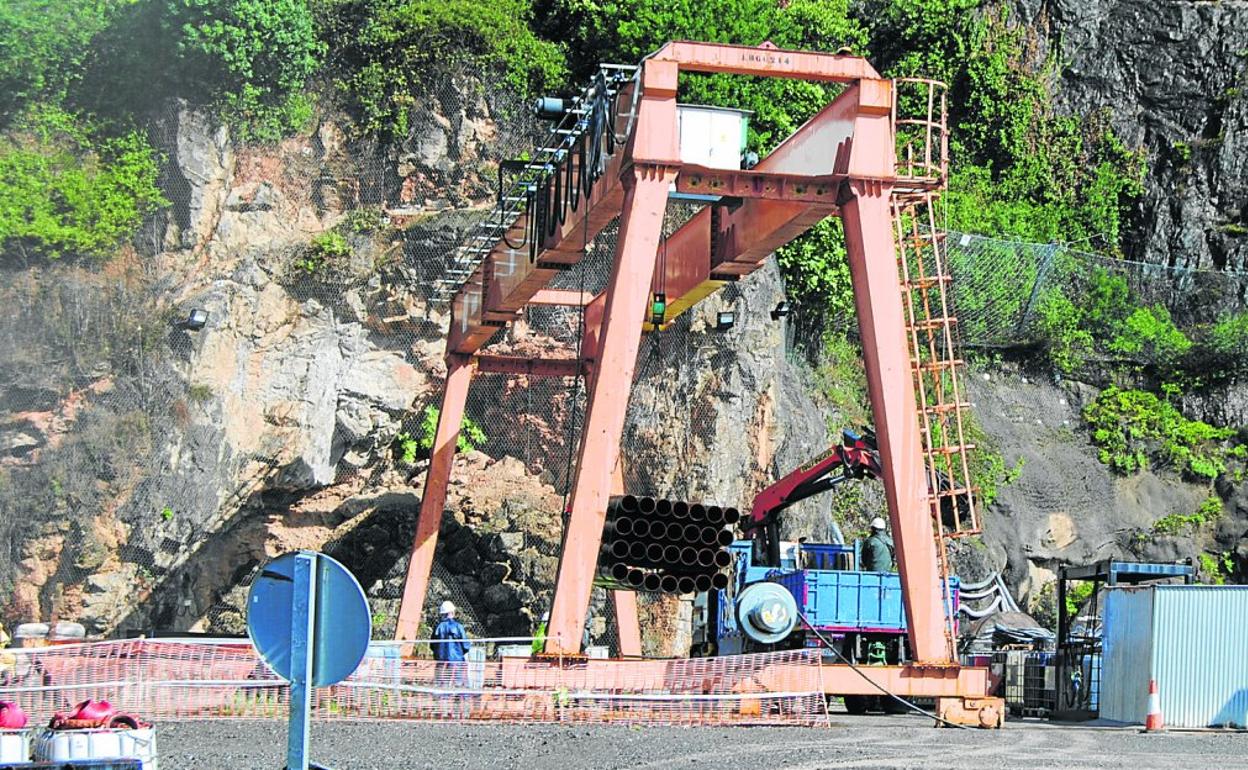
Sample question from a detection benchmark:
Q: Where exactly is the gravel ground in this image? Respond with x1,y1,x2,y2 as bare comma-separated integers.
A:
154,713,1248,769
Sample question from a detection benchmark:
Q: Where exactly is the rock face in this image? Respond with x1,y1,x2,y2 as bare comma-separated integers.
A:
0,74,552,639
967,367,1244,625
624,261,833,535
0,96,473,634
1011,0,1248,272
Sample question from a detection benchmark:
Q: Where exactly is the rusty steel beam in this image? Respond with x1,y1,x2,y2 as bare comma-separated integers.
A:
648,82,891,321
493,658,991,699
529,289,594,306
674,166,848,205
395,353,475,640
842,180,948,664
544,138,679,657
475,355,585,378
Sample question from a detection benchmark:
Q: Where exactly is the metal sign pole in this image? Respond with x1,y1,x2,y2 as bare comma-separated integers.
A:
250,549,369,770
287,552,317,770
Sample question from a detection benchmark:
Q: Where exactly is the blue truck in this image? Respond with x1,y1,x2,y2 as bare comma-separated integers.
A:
693,539,960,665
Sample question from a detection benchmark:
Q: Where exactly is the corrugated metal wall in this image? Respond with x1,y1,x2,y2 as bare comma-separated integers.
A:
1102,585,1248,728
1153,586,1248,728
1100,586,1154,723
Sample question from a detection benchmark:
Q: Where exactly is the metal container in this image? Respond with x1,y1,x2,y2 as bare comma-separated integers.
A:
1101,585,1248,728
676,106,750,171
35,728,157,770
0,729,30,764
496,644,532,659
1022,652,1056,714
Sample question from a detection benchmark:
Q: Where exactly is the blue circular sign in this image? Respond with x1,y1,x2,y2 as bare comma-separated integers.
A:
247,551,371,687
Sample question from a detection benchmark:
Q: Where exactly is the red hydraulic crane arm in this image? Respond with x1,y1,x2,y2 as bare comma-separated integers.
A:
746,438,881,531
745,431,882,568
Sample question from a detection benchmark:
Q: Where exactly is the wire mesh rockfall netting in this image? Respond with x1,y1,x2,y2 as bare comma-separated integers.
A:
941,231,1248,352
0,68,556,640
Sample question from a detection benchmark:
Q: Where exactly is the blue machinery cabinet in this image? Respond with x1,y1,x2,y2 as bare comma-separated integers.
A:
1101,585,1248,728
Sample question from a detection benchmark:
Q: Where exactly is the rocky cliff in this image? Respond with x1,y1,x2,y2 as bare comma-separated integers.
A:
1012,0,1248,273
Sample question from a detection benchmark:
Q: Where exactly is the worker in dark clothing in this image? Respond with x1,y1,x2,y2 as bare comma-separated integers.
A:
432,600,470,664
432,600,472,716
860,517,894,572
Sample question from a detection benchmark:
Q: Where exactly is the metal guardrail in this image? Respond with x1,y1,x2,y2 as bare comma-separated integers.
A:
431,64,640,305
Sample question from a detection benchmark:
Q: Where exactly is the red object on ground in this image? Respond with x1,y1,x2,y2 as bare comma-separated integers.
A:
0,700,28,729
1145,679,1164,731
48,699,147,730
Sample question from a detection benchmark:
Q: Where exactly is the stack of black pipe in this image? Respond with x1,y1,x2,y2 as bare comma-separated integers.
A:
597,494,739,594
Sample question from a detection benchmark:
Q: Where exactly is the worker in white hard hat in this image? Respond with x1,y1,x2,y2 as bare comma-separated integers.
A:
431,601,470,665
860,516,895,572
431,600,471,716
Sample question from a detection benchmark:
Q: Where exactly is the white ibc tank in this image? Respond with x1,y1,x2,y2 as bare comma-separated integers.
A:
35,727,158,770
0,729,30,764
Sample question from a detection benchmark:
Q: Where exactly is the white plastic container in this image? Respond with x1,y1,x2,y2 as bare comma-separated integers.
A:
496,644,532,659
585,645,609,659
35,727,158,770
0,729,30,764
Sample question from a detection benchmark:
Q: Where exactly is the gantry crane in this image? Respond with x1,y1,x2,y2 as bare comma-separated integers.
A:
395,41,1002,727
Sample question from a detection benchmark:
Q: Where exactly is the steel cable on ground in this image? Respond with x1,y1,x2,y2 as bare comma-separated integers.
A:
796,610,971,729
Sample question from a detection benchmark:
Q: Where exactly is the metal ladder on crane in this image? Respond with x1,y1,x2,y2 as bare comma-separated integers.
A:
891,78,981,661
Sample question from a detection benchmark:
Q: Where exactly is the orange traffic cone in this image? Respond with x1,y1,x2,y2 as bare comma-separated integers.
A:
1144,678,1164,731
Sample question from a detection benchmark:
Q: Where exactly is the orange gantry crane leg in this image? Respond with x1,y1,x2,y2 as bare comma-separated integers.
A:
545,164,678,653
396,353,474,641
841,184,949,663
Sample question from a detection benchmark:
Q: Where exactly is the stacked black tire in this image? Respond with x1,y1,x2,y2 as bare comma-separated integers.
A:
597,494,739,594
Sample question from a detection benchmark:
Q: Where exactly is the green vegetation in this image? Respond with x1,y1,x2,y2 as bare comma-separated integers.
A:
0,0,123,118
1064,580,1095,618
974,449,1022,508
776,220,855,324
394,405,488,464
1152,495,1223,536
160,505,175,522
187,384,214,403
1083,387,1246,479
811,331,870,427
1199,551,1234,586
940,14,1146,250
166,0,323,141
322,0,565,136
295,231,352,274
418,405,487,454
0,107,166,261
1033,268,1200,377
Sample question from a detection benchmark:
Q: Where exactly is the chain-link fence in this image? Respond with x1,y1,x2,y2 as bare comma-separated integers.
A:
942,231,1248,351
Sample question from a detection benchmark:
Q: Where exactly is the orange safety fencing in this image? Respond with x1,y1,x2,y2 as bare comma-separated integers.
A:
0,640,830,727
